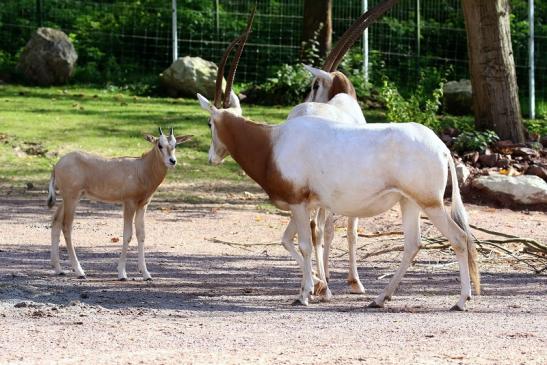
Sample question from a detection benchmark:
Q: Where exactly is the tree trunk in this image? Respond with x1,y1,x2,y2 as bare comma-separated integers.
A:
302,0,332,60
461,0,525,143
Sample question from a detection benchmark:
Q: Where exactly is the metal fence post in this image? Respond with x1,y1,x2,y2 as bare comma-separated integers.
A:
36,0,43,27
416,0,421,79
362,0,369,83
215,0,220,39
529,0,535,119
172,0,178,62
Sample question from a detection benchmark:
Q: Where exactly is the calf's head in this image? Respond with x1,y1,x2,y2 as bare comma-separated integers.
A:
144,128,192,168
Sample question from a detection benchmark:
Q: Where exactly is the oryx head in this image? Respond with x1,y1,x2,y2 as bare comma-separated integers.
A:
305,0,398,102
145,127,192,168
197,5,255,165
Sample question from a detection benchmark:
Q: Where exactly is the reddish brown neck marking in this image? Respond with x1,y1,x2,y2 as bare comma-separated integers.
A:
213,111,308,204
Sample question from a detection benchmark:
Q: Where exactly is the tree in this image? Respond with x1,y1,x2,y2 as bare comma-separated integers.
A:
302,0,332,60
461,0,525,143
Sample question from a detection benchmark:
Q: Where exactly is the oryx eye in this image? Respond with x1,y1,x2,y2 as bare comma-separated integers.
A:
158,144,163,149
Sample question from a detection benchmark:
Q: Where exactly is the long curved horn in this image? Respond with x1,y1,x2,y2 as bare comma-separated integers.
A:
222,5,256,108
213,37,242,108
323,0,398,72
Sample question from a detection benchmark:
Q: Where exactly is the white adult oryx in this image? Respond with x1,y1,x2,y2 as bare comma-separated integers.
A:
198,94,480,310
47,128,192,280
197,7,479,309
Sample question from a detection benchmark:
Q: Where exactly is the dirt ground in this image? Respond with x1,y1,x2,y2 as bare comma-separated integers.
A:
0,182,546,365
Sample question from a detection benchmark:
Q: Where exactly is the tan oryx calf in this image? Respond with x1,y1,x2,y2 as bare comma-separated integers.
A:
47,128,192,280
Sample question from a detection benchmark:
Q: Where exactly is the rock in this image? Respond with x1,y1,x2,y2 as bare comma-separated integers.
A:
14,302,28,308
496,156,511,169
159,56,225,98
17,27,77,85
511,147,540,160
439,134,453,147
526,165,547,181
478,152,500,168
463,151,479,165
472,175,547,205
442,79,473,115
448,162,470,186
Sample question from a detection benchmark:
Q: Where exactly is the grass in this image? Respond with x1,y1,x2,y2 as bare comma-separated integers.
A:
0,85,293,190
3,84,527,194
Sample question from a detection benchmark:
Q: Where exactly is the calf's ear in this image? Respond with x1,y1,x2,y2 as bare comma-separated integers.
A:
175,135,193,145
144,134,157,143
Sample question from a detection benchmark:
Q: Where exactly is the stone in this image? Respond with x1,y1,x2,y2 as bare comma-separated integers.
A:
478,152,500,168
448,162,470,186
17,27,77,85
159,56,225,98
526,165,547,181
463,151,479,165
472,175,547,205
511,147,540,160
442,79,473,115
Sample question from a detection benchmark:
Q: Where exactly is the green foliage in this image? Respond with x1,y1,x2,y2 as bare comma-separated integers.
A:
524,119,547,137
452,130,500,153
245,64,312,105
300,23,323,67
379,72,444,130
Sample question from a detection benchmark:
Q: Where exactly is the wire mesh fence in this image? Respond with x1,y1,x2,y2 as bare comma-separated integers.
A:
0,0,545,116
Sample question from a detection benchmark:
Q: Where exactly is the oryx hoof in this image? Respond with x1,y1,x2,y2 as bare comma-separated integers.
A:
450,304,465,312
367,301,383,309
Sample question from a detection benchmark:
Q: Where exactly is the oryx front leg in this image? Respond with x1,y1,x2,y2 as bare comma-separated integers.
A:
290,204,314,306
347,217,365,294
322,212,334,282
313,208,331,301
117,203,136,281
370,199,420,308
424,205,472,311
61,197,86,278
135,205,152,281
281,218,303,267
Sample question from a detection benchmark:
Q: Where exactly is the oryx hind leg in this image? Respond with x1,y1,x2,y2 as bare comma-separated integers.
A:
51,204,65,275
369,198,421,308
422,204,472,311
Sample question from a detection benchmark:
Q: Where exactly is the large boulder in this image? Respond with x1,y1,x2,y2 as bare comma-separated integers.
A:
472,174,547,206
159,56,225,98
447,161,471,187
17,27,77,85
443,79,473,116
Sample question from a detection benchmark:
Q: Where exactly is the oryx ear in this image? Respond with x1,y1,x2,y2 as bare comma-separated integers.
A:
144,134,157,143
197,93,217,113
303,64,333,82
175,135,193,145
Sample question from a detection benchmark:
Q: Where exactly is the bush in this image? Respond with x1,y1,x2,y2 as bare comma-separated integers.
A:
243,64,311,105
452,130,500,153
379,74,444,130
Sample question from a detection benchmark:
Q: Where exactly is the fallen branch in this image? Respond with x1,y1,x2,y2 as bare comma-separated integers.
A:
206,238,278,252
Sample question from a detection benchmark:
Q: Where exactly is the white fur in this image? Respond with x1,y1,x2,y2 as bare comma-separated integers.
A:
199,89,475,309
270,116,473,309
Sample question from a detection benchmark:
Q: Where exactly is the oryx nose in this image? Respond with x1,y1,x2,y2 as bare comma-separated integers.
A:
169,158,177,165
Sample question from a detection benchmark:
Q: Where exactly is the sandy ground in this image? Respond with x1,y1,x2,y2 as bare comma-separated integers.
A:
0,183,546,364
